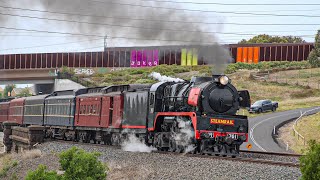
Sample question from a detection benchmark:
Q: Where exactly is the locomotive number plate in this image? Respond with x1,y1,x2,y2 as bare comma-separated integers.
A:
208,132,214,138
227,133,238,139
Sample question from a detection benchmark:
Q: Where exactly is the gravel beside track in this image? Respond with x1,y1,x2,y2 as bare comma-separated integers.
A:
36,141,301,180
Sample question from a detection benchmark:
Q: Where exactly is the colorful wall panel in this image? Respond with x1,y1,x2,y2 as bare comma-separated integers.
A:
130,50,159,67
181,48,198,66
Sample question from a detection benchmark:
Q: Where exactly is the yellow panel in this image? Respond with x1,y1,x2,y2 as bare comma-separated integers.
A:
181,48,187,66
187,49,192,66
192,48,198,65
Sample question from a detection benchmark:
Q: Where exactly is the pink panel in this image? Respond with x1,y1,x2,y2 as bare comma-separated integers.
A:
130,50,137,67
142,50,147,67
136,50,142,67
153,50,159,66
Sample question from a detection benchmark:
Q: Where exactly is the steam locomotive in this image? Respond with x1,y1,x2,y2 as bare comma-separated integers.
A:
0,75,250,156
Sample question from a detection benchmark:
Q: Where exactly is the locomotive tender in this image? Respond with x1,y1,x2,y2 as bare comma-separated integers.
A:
0,75,250,156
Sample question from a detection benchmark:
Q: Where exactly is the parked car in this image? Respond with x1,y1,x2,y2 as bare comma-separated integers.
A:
248,100,278,114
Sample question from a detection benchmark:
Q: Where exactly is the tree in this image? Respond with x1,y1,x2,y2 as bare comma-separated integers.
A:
16,87,32,97
300,140,320,180
239,34,306,44
308,30,320,67
4,84,16,98
0,92,2,99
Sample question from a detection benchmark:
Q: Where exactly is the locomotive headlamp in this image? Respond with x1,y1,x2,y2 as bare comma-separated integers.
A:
219,76,229,85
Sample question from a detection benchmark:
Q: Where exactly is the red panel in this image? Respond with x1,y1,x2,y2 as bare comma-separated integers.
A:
4,55,9,69
57,53,63,67
97,52,102,67
112,95,123,128
75,97,102,127
16,54,21,69
8,98,25,124
10,54,15,69
80,53,86,67
188,88,200,106
0,55,4,69
149,112,197,138
0,103,10,123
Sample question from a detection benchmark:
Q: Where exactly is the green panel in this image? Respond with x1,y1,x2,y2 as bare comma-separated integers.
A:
187,49,192,66
181,49,187,66
192,48,198,65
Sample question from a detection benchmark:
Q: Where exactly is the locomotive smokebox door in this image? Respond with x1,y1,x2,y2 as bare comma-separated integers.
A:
238,90,251,108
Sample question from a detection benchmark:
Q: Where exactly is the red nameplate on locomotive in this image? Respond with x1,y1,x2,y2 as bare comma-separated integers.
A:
210,118,235,126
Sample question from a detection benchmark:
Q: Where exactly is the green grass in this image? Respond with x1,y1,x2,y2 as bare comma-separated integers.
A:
0,155,18,178
288,112,320,154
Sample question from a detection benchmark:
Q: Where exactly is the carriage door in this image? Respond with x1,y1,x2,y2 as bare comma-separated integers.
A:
101,96,111,128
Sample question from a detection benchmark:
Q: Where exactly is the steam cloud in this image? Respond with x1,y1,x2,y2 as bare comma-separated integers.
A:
121,134,156,153
149,72,184,82
172,117,196,153
1,0,232,73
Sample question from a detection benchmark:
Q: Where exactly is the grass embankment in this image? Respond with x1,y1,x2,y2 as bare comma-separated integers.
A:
228,71,320,117
0,149,42,179
267,68,320,90
279,112,320,154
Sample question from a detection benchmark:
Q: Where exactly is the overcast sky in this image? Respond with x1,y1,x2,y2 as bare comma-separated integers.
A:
0,0,319,88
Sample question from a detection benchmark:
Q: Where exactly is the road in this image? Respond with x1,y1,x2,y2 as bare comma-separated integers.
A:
241,107,320,152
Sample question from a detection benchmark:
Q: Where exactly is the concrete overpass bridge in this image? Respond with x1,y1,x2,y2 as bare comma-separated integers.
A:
0,68,84,94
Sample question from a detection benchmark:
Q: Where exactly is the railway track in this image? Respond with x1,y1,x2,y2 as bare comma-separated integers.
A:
42,139,301,168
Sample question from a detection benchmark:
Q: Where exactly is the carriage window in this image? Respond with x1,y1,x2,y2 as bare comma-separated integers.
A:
92,105,96,115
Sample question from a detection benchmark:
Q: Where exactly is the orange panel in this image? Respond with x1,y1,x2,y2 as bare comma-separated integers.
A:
248,47,253,64
236,47,243,63
253,47,260,64
242,47,248,63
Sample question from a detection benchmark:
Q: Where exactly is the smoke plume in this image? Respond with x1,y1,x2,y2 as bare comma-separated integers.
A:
172,117,196,153
121,134,156,153
149,72,184,82
1,0,231,72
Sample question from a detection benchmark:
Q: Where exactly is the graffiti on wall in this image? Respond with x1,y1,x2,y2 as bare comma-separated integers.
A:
130,50,159,67
74,68,95,75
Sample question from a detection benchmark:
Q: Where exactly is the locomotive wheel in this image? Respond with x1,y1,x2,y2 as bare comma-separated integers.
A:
168,138,176,152
175,145,185,153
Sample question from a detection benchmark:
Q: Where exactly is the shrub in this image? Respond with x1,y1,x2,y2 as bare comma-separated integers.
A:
59,147,107,180
25,164,59,180
308,50,320,68
300,140,320,180
25,147,108,180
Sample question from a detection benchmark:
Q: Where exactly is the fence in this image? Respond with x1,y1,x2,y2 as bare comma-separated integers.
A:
253,68,320,90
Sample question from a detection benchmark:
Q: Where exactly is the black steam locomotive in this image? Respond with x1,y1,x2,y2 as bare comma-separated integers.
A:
151,75,250,155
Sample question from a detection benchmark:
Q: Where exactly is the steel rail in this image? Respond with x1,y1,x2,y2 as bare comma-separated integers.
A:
47,140,300,168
